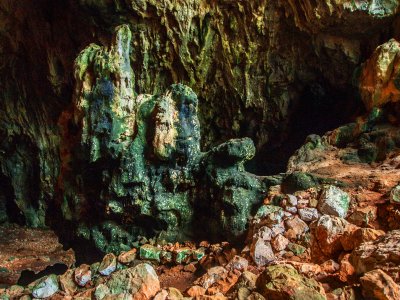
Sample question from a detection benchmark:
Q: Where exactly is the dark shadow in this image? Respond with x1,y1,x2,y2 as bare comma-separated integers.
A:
17,263,68,286
246,82,365,175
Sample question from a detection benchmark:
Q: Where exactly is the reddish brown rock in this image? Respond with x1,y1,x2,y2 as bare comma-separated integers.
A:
338,254,356,283
360,269,400,300
351,230,400,282
340,228,385,251
271,234,289,252
310,215,357,262
186,285,206,297
285,216,309,237
194,266,228,290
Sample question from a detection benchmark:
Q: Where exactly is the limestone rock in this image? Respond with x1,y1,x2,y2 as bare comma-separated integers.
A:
298,208,319,222
154,288,183,300
194,266,228,290
225,256,249,272
340,228,385,251
360,269,400,300
256,264,326,300
0,225,75,285
271,234,289,251
174,247,192,264
31,274,59,299
250,238,276,267
118,249,137,264
318,186,350,218
234,271,258,291
60,269,78,295
75,264,92,286
99,253,117,276
139,245,161,262
105,263,160,299
186,285,206,297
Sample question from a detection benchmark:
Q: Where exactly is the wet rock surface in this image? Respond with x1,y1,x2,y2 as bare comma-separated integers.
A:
1,1,400,300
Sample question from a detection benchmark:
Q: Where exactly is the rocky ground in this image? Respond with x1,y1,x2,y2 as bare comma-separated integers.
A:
2,124,400,299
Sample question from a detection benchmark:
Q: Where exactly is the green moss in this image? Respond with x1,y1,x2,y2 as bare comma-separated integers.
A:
59,25,275,252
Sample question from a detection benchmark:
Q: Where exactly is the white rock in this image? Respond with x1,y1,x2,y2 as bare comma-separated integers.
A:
298,207,319,222
287,194,298,206
31,275,59,299
251,238,276,266
318,185,350,218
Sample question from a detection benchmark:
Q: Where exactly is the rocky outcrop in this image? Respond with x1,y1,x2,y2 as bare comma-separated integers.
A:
57,25,274,252
0,0,399,235
360,39,400,110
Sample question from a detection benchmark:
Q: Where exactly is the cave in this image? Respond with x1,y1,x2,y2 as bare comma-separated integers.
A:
1,1,400,299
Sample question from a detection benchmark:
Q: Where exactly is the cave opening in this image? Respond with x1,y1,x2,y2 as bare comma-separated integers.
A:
246,81,365,176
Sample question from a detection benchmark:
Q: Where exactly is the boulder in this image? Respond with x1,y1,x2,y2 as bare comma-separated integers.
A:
285,216,309,237
31,274,59,299
59,269,78,295
75,264,92,286
360,269,400,300
256,265,326,300
250,238,276,266
194,266,228,289
105,263,160,300
310,215,355,261
98,253,117,276
271,234,289,252
118,249,137,264
139,244,161,262
390,185,400,204
318,185,350,218
298,208,319,222
340,228,385,251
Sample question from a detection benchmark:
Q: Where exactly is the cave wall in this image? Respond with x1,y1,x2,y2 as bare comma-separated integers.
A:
0,0,399,230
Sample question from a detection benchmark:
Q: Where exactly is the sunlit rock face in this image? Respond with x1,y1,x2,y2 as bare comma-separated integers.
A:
58,25,272,253
359,39,400,110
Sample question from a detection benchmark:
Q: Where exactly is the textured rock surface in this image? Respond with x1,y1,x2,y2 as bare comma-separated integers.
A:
360,39,400,110
318,185,350,218
351,230,400,282
56,24,271,251
360,269,400,300
105,263,160,299
0,0,399,235
256,264,326,300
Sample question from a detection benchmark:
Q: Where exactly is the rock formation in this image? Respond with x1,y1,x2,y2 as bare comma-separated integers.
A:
57,25,273,253
1,1,400,299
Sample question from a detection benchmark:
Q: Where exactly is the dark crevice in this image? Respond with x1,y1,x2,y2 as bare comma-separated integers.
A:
17,263,68,286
